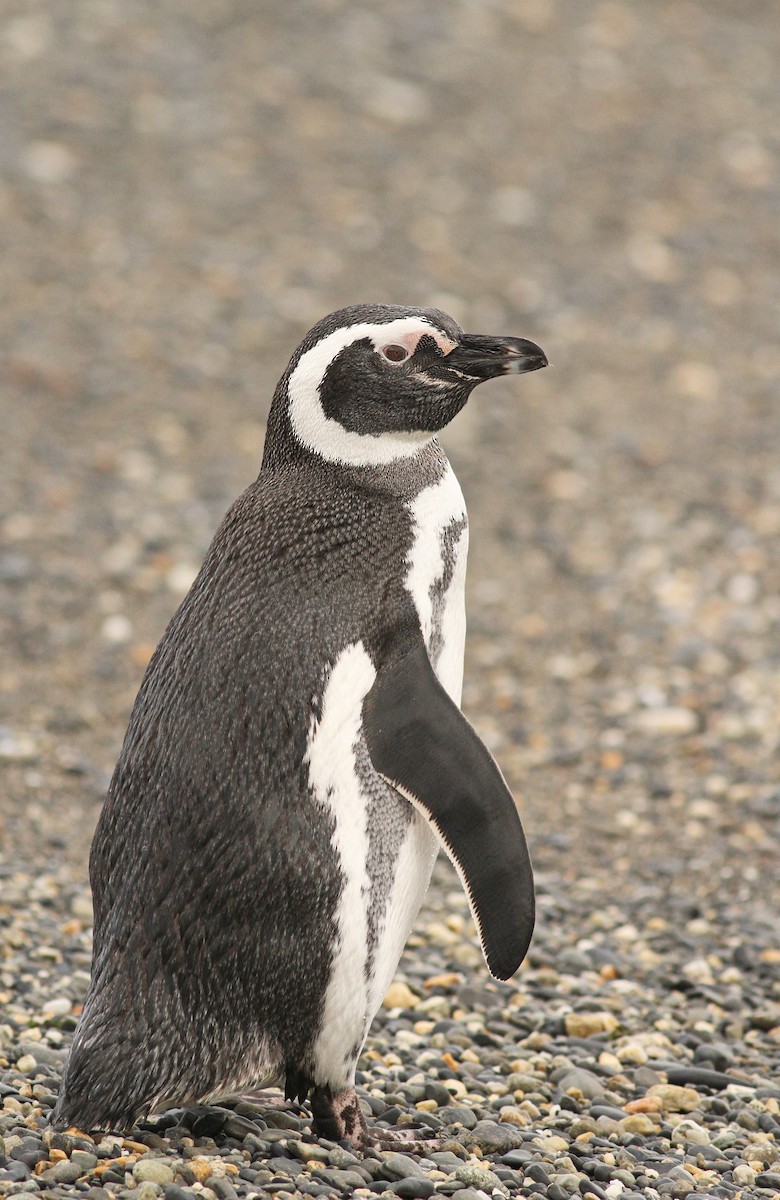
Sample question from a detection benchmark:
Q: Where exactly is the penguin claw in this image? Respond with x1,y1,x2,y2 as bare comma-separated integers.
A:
310,1084,439,1154
364,1126,442,1153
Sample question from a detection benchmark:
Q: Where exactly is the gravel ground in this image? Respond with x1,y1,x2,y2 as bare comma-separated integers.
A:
2,1,780,1198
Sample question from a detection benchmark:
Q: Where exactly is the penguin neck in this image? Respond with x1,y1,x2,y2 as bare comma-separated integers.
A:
261,384,452,499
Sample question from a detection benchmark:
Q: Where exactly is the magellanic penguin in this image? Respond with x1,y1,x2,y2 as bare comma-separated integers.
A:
54,304,546,1148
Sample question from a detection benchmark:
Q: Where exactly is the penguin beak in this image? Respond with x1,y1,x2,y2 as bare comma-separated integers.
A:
445,334,548,381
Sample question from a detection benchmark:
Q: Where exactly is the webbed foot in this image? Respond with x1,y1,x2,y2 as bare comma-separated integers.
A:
310,1085,440,1153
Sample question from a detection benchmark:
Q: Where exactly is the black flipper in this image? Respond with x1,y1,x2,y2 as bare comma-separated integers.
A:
363,641,535,981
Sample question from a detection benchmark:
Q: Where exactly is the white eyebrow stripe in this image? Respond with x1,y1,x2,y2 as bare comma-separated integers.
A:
287,317,456,466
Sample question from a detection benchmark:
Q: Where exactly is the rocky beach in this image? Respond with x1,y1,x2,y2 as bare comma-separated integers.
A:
2,2,780,1197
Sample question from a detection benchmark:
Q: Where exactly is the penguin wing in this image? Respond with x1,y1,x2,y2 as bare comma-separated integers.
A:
363,641,535,981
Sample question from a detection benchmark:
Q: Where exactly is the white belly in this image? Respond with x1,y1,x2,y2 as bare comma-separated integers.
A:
307,463,469,1091
404,462,469,703
306,642,439,1090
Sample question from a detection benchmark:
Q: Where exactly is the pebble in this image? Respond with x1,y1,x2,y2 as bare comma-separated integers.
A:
134,1159,176,1185
393,1178,435,1198
463,1120,525,1153
645,1084,702,1113
452,1163,507,1193
383,982,418,1010
5,7,780,1200
634,707,698,735
378,1153,428,1180
563,1013,620,1038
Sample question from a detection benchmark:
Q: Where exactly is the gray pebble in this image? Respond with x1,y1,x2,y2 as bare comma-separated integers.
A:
51,1159,88,1183
378,1152,428,1180
453,1162,507,1192
438,1106,478,1129
393,1179,436,1199
555,1068,606,1100
463,1120,525,1153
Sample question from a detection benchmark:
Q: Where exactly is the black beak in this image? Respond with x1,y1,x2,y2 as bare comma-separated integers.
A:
445,334,548,381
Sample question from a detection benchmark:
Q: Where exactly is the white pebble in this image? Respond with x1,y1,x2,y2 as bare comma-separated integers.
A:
364,76,430,124
671,1118,710,1146
0,730,38,761
22,140,76,183
166,562,199,594
3,13,52,60
727,573,758,604
491,185,536,227
101,614,133,644
635,706,697,735
41,997,72,1017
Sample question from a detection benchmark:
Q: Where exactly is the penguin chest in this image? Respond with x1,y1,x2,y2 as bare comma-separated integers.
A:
405,464,469,704
305,642,437,1088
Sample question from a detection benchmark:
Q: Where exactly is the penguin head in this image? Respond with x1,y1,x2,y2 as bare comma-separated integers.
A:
268,303,547,468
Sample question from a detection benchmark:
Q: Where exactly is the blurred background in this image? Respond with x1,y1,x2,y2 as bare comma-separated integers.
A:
1,0,779,942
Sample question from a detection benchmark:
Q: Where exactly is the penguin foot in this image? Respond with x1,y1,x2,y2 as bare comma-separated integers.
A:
310,1085,439,1153
310,1084,369,1145
364,1125,442,1153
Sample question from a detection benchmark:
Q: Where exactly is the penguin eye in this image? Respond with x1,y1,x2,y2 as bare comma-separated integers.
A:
381,344,410,363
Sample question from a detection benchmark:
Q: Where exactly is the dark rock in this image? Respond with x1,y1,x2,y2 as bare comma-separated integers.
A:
756,1172,780,1189
376,1151,428,1180
437,1106,477,1129
500,1148,534,1167
394,1178,436,1199
210,1177,239,1200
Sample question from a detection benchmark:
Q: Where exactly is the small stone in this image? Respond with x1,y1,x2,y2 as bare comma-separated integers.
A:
624,1096,663,1114
681,958,714,985
133,1159,176,1186
320,1168,369,1190
18,1041,66,1067
491,186,536,228
671,1119,710,1146
557,1068,607,1099
379,1152,428,1180
497,1105,528,1125
210,1179,238,1200
71,1151,99,1171
755,1171,780,1189
52,1160,87,1183
364,76,430,124
646,1084,702,1113
394,1178,435,1199
438,1105,477,1129
137,1183,163,1200
101,613,133,643
464,1120,525,1153
564,1012,619,1038
499,1148,532,1168
15,1055,37,1072
619,1114,658,1135
616,1042,648,1065
635,706,698,735
453,1163,508,1193
22,140,77,183
40,997,73,1017
288,1140,330,1163
383,981,418,1010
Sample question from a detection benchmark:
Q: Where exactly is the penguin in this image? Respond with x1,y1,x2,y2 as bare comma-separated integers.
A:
53,303,546,1148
